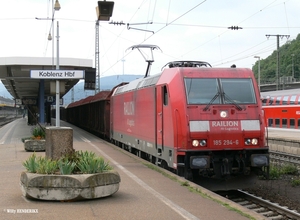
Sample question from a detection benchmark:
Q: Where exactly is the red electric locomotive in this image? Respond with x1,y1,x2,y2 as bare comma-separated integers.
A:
110,60,269,180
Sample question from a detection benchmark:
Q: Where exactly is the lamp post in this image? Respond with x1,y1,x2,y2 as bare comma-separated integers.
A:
52,0,61,127
55,21,60,127
95,1,115,92
254,56,260,91
35,0,60,125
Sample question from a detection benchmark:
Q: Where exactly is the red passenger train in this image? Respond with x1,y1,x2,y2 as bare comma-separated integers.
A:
262,93,300,129
66,60,269,181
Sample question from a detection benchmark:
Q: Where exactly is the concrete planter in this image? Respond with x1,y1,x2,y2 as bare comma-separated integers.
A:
20,171,121,201
24,139,46,152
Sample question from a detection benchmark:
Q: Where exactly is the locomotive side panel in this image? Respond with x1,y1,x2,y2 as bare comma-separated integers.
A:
111,86,157,155
155,71,190,169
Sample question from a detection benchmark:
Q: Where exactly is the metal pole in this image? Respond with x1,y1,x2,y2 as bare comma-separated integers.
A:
266,34,290,90
292,54,295,79
56,21,60,127
276,35,279,90
254,56,260,91
97,22,100,93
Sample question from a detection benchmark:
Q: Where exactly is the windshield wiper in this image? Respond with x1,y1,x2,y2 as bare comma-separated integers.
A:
223,93,244,111
203,92,220,111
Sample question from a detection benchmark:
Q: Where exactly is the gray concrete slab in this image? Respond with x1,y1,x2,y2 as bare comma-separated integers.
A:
0,118,265,220
268,127,300,142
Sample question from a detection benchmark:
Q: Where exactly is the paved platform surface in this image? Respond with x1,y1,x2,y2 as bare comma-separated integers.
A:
0,118,265,220
267,127,300,142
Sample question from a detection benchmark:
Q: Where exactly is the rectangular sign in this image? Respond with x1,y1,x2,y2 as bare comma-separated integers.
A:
30,70,84,79
22,98,37,105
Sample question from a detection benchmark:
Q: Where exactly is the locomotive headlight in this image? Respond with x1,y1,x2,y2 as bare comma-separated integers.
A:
245,139,251,145
200,140,207,146
245,138,258,145
192,140,199,147
192,139,207,147
251,138,258,145
220,111,228,118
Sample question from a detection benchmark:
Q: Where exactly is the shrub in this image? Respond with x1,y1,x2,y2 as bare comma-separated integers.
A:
31,126,45,139
58,160,77,175
291,178,300,187
22,153,39,173
77,150,112,174
281,164,298,175
36,157,58,174
269,165,282,179
22,150,112,175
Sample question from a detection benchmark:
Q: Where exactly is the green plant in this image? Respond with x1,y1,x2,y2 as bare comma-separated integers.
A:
281,164,298,175
22,150,112,175
58,159,76,175
77,151,112,174
36,157,58,174
269,165,282,179
31,126,45,139
23,153,39,173
291,178,300,187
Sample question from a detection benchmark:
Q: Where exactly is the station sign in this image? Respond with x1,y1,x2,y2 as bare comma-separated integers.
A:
45,96,63,105
30,70,84,79
22,98,37,105
15,99,22,105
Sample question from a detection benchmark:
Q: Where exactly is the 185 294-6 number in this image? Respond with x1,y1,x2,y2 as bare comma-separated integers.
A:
213,139,239,146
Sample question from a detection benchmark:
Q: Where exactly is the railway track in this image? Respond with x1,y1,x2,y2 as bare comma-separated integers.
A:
270,151,300,169
216,189,300,220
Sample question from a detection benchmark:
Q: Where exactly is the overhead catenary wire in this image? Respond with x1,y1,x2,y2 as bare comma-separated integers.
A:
101,0,296,75
2,0,296,76
101,0,208,75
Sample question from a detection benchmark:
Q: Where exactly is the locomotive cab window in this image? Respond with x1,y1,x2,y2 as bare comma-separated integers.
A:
220,78,256,104
185,78,256,104
185,78,220,104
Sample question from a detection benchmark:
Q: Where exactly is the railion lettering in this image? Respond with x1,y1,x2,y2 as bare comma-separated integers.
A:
212,121,239,127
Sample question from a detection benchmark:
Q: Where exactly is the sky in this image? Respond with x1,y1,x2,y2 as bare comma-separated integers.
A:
0,0,299,78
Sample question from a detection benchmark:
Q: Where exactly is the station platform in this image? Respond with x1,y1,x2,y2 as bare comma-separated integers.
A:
267,127,300,142
267,127,300,155
0,118,265,220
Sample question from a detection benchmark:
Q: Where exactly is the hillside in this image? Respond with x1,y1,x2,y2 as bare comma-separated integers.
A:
252,33,300,85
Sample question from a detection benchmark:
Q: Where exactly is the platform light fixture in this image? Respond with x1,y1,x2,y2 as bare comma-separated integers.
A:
54,0,61,11
96,1,114,21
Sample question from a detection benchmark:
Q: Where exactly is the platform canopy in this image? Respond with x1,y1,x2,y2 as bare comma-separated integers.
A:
0,57,94,101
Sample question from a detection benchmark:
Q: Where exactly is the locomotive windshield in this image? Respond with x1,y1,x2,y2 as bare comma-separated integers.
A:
185,78,256,105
